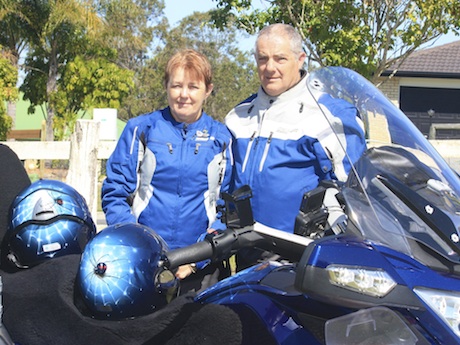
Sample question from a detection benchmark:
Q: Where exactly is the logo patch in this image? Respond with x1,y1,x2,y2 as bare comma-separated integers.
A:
195,129,210,141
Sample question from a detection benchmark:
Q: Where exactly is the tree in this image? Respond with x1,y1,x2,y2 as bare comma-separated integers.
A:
136,11,259,122
0,49,17,139
0,0,30,127
52,55,134,139
19,0,103,140
96,0,166,71
211,0,460,82
96,0,168,121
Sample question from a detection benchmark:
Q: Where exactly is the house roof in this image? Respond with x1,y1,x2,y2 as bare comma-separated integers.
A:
382,39,460,78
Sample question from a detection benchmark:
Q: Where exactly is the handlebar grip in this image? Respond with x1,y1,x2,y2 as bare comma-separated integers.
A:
163,240,214,269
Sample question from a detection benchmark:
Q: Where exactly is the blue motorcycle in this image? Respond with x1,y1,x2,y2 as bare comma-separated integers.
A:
2,67,460,345
164,67,460,345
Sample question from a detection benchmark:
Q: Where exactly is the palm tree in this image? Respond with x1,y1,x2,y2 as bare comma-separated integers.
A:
0,0,29,128
21,0,103,140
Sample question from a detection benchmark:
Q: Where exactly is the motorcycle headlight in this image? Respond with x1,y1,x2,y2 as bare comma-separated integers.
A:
326,265,396,297
414,287,460,338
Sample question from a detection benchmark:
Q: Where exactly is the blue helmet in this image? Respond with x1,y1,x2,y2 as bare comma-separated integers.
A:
76,223,179,320
6,179,96,268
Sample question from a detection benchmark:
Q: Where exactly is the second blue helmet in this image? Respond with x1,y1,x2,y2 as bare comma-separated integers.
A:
76,222,179,320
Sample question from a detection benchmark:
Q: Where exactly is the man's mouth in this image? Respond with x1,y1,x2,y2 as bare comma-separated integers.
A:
265,76,279,82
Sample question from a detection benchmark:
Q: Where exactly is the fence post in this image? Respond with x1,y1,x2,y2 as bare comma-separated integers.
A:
40,120,46,177
66,120,100,218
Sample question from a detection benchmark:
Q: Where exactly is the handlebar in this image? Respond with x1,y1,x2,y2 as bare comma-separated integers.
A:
162,224,313,270
163,226,266,269
163,240,214,269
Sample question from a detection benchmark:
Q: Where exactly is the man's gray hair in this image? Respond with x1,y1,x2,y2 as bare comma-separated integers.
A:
256,23,304,55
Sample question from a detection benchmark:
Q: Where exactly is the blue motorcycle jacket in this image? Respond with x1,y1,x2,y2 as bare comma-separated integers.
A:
102,107,232,250
225,73,366,233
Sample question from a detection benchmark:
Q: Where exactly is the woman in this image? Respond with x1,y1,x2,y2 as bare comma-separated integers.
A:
101,49,232,291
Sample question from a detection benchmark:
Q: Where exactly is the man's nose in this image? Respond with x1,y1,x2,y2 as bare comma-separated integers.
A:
265,58,276,71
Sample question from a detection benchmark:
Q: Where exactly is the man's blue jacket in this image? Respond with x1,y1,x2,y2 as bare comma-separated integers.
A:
225,74,367,233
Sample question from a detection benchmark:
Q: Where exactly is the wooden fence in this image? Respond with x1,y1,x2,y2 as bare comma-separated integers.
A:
6,120,46,141
1,119,460,222
1,120,116,219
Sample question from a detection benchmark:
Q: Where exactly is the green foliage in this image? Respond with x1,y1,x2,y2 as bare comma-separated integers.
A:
211,0,460,81
51,55,134,140
17,0,105,140
97,0,166,71
19,56,48,113
0,52,17,138
0,53,17,100
96,0,168,121
0,0,29,63
0,113,12,140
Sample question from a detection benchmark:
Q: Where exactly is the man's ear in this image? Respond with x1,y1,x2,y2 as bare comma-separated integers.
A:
298,51,307,68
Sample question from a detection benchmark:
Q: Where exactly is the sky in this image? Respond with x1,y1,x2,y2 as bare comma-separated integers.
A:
164,0,266,26
164,0,260,51
164,0,217,26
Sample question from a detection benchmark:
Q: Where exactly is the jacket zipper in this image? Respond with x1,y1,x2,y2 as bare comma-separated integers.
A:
242,131,256,173
259,131,273,172
178,124,188,197
218,142,227,185
241,102,273,173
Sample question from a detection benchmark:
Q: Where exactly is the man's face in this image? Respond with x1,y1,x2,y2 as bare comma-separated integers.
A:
255,34,306,97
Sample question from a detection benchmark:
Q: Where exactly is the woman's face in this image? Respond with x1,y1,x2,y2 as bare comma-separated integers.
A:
167,67,213,124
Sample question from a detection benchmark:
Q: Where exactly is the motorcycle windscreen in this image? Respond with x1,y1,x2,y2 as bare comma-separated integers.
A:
307,67,460,267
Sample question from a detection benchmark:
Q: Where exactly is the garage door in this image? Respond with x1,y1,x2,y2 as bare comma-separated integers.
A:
400,86,460,138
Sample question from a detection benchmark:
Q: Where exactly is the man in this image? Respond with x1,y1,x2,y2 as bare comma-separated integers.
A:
226,23,366,234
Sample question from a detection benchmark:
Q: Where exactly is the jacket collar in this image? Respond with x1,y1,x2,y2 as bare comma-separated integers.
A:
164,107,210,137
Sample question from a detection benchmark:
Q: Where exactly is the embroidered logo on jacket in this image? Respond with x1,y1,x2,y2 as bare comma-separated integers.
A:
195,129,212,141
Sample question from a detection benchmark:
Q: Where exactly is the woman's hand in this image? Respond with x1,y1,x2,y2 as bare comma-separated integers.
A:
175,263,197,279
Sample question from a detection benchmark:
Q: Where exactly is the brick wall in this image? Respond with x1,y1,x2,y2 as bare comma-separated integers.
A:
376,76,400,106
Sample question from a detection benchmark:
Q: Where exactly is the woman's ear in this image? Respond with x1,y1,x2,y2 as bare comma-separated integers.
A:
206,83,214,98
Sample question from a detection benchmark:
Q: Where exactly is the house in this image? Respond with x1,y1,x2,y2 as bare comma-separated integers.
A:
379,40,460,139
10,92,126,140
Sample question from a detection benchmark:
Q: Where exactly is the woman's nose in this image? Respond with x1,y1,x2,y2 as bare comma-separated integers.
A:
180,87,189,97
